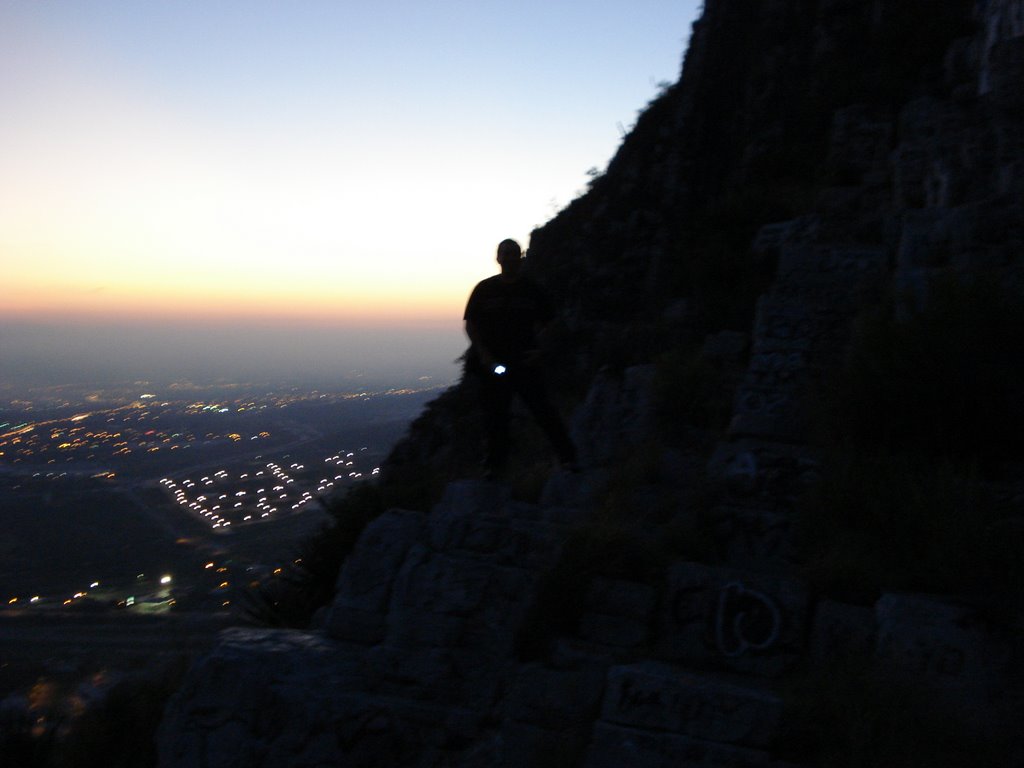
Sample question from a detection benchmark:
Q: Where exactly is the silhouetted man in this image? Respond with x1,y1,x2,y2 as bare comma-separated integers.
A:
464,238,578,477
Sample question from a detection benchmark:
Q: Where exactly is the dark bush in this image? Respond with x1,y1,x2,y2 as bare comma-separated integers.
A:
798,277,1024,598
823,277,1024,464
794,452,1023,598
236,464,438,628
654,348,735,436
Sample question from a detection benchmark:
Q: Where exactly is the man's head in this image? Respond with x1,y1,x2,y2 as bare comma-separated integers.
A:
496,238,523,278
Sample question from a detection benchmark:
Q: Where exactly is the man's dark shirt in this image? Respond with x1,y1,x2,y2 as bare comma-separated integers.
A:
464,274,554,369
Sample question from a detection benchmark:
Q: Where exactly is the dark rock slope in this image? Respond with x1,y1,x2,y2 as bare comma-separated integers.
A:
158,1,1024,766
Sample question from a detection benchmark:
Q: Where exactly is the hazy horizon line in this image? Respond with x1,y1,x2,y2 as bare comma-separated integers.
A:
1,318,466,393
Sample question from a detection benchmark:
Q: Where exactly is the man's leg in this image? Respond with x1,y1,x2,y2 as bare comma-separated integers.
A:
480,373,513,474
512,369,578,467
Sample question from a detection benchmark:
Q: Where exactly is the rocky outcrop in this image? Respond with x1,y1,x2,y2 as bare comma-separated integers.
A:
159,476,1019,766
160,477,809,767
159,0,1024,765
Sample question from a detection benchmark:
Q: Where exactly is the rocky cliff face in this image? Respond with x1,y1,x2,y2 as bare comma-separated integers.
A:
158,2,1024,766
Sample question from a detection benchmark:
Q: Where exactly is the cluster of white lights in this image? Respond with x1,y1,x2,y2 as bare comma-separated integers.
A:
161,477,232,529
265,462,297,515
160,449,380,526
324,452,364,485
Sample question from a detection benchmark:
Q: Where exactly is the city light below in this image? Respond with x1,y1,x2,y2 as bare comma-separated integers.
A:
1,380,437,614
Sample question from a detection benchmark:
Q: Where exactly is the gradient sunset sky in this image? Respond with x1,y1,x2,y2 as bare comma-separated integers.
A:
1,2,700,388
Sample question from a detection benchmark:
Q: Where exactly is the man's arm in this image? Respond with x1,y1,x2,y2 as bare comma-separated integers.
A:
464,283,497,371
465,318,498,371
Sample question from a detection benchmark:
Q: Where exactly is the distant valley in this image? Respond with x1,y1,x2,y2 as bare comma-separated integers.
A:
0,380,445,613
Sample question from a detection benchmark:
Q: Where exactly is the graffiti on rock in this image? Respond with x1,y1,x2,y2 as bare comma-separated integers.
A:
715,582,781,657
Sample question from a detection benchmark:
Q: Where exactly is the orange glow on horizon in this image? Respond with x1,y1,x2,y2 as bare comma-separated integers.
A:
2,278,464,329
0,300,459,329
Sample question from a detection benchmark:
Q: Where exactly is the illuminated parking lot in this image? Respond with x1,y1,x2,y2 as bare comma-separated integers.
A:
159,448,379,531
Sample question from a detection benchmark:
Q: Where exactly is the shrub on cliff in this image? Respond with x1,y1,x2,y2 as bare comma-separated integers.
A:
237,459,441,628
798,277,1024,599
825,277,1024,463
